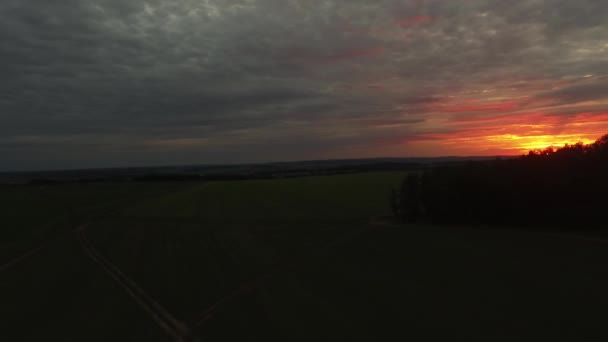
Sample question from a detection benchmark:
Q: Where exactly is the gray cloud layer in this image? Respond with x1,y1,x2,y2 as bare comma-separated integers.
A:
1,0,608,170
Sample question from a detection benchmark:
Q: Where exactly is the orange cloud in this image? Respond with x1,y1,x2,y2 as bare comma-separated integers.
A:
404,111,608,155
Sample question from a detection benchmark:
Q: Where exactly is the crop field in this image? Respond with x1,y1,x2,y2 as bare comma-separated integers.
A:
1,171,608,341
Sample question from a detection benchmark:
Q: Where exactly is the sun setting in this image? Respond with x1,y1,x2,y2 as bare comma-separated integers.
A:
484,134,597,152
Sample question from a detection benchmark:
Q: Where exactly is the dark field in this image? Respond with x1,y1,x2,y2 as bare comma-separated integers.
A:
1,172,607,341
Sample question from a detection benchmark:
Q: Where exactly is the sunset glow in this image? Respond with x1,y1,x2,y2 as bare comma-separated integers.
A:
484,134,597,152
402,108,608,156
3,0,608,170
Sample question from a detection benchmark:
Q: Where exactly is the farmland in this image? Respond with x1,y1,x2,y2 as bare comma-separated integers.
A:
1,172,608,341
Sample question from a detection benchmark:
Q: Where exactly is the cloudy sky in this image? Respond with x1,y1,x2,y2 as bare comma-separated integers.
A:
2,0,608,170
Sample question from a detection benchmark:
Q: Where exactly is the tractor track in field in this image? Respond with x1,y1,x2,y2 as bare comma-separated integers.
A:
0,229,75,273
0,200,138,274
76,224,198,342
0,244,46,273
191,216,608,326
192,220,376,326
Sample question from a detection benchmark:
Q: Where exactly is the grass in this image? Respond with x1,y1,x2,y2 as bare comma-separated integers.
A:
122,172,404,221
2,171,607,341
83,172,405,323
0,182,192,262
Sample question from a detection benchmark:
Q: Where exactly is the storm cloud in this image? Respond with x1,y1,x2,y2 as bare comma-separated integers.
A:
2,0,608,170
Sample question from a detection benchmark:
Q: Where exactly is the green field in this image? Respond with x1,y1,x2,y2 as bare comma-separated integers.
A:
1,172,607,341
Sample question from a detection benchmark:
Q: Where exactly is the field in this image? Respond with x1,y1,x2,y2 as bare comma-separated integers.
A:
1,172,607,341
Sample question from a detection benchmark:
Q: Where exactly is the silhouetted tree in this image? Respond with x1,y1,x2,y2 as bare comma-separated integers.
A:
395,173,422,223
389,188,400,218
393,134,608,230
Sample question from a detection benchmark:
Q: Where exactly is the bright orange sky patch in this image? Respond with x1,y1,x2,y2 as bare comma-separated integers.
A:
405,110,608,155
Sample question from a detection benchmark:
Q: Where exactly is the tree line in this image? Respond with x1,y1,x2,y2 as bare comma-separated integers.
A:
391,134,608,229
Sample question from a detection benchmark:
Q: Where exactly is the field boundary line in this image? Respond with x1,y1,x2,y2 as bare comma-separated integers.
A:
540,232,608,244
77,224,197,342
372,216,608,245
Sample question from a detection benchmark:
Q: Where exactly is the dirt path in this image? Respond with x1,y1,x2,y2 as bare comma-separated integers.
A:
76,224,197,342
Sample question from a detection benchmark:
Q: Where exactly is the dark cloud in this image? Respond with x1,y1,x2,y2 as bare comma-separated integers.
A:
1,0,608,170
538,79,608,104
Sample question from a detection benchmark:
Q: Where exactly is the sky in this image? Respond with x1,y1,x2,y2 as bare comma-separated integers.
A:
2,0,608,171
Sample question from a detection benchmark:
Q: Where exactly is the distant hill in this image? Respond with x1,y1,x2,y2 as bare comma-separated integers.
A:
0,156,513,184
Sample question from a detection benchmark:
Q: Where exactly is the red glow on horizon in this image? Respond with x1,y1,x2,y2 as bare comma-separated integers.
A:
398,15,433,27
338,25,370,34
403,111,608,155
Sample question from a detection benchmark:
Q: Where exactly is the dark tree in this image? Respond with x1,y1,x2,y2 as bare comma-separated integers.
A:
393,134,608,230
394,173,422,223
